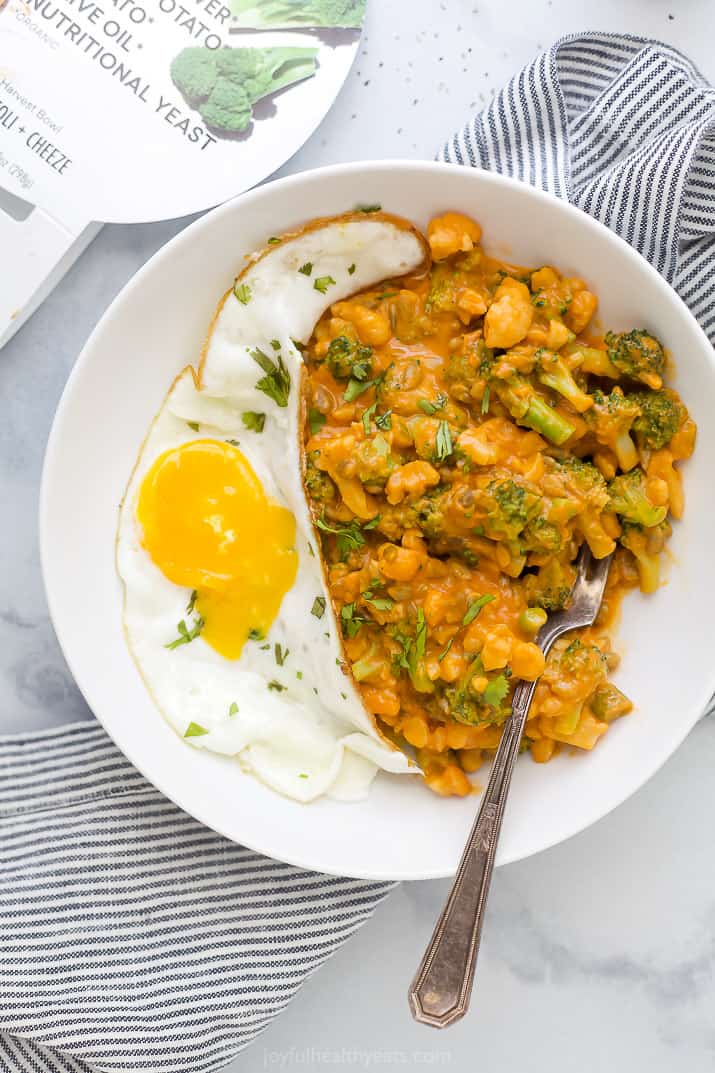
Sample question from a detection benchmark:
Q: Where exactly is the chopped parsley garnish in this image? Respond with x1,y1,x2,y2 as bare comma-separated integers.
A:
234,282,251,305
260,643,270,650
363,594,394,612
184,722,209,738
462,594,496,626
348,263,356,275
248,628,264,641
311,596,326,619
314,275,336,294
267,236,280,245
395,609,428,679
186,590,197,615
438,637,454,663
374,410,392,430
309,408,326,435
242,411,266,433
270,339,281,351
268,680,286,692
481,385,490,415
165,616,204,650
251,348,290,407
225,439,240,446
316,514,380,561
344,369,385,403
298,773,308,779
228,702,238,717
434,420,453,463
483,673,510,708
341,602,367,639
274,643,289,666
298,262,313,276
187,420,200,431
357,204,381,213
418,393,448,416
361,400,378,434
307,542,315,557
296,670,303,680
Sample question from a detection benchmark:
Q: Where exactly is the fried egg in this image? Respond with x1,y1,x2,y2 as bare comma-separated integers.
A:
117,213,429,802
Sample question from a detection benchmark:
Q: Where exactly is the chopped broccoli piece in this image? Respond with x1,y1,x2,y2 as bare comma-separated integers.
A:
304,455,337,503
486,479,541,541
590,682,632,722
443,658,511,726
325,336,373,381
548,456,610,511
535,349,593,414
445,337,493,400
605,329,665,389
521,516,563,554
171,46,318,135
608,469,667,528
630,389,687,450
620,521,668,593
494,378,575,445
559,638,608,680
585,387,640,471
232,0,365,29
524,558,576,612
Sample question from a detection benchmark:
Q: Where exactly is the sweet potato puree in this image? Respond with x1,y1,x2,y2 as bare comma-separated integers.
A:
301,211,696,795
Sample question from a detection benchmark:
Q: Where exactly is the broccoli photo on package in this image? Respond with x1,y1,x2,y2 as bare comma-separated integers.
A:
171,47,320,136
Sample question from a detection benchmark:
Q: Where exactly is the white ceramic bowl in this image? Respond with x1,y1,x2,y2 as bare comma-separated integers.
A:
40,161,715,880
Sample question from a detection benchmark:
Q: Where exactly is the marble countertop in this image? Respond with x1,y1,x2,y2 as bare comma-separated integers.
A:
2,1,714,1070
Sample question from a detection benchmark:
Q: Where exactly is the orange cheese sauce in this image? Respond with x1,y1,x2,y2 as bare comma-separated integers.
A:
301,212,695,796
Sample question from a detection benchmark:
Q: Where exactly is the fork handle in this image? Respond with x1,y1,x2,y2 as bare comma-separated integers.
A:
408,678,537,1028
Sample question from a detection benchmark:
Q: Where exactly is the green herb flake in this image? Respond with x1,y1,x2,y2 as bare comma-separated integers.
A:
357,204,381,213
341,603,366,639
309,408,326,435
481,385,491,415
260,643,270,651
434,420,454,463
242,411,266,433
483,673,510,708
314,275,336,294
462,594,496,627
298,773,309,779
298,262,313,276
184,722,209,738
362,400,378,434
250,347,290,407
186,590,197,615
270,339,281,351
363,594,394,612
438,637,454,663
311,596,326,619
348,263,356,275
228,702,238,717
248,628,264,641
268,680,286,692
274,643,289,666
374,410,392,430
296,670,303,680
187,420,200,431
225,439,240,446
234,282,251,305
267,237,280,245
165,617,204,651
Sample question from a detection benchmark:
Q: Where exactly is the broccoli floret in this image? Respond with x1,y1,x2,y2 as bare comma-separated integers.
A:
605,329,665,389
608,469,667,528
443,662,511,726
535,349,593,414
445,337,493,400
620,521,670,593
486,479,541,541
549,456,610,511
521,516,563,554
171,46,318,135
494,377,576,445
325,336,373,381
170,49,217,104
559,638,608,680
304,456,337,503
585,387,640,471
232,0,365,29
352,434,397,486
630,389,686,450
523,558,575,612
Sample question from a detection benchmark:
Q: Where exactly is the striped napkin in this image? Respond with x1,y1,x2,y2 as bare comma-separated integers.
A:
1,31,713,1073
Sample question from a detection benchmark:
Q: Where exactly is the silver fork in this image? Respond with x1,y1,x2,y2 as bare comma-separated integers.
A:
409,545,613,1028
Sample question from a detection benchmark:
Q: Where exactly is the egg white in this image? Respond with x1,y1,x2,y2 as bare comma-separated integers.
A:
118,214,428,803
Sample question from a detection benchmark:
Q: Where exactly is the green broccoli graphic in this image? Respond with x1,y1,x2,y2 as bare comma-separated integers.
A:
232,0,365,29
171,46,319,135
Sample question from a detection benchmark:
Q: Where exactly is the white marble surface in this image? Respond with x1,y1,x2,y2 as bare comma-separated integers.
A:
2,0,715,1069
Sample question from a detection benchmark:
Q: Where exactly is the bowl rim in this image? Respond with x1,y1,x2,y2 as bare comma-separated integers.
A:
39,159,715,879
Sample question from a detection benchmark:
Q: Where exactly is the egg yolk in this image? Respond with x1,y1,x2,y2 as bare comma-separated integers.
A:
137,439,298,659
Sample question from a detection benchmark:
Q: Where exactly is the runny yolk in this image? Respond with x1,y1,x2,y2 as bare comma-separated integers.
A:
137,439,298,659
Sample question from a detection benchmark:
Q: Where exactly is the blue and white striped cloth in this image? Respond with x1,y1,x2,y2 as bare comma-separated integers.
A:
1,31,713,1073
